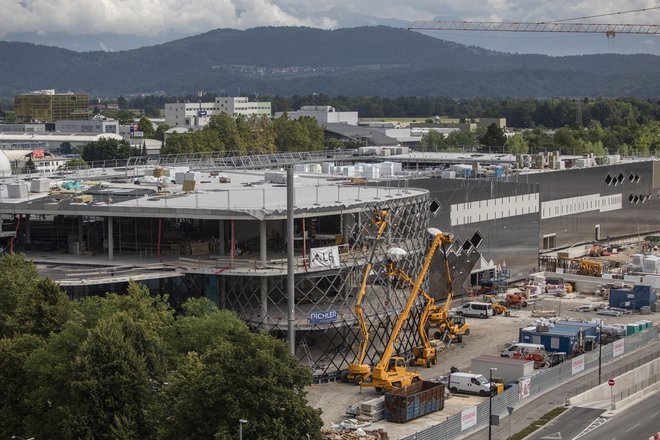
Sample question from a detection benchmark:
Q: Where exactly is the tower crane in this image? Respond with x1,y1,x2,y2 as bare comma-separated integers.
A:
408,7,660,37
408,21,660,37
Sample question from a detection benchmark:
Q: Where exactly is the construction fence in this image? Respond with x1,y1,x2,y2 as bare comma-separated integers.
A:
402,326,660,440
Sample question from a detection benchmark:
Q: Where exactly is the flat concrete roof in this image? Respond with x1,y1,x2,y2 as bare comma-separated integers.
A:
0,169,427,221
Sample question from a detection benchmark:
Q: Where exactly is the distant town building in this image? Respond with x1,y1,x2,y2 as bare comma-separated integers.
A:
14,90,90,123
274,106,358,125
164,97,272,128
55,118,119,135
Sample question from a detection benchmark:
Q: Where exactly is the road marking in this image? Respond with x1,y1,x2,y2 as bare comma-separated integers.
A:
540,433,562,439
624,423,640,433
651,410,660,418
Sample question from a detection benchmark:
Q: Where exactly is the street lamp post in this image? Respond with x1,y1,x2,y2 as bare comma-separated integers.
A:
489,367,498,440
239,419,247,440
598,320,603,384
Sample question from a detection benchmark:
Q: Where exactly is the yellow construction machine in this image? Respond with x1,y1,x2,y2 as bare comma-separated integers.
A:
366,228,451,392
482,294,510,316
385,265,438,368
345,209,389,385
427,234,470,343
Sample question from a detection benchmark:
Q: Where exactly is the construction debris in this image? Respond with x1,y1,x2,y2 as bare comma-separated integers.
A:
321,426,389,440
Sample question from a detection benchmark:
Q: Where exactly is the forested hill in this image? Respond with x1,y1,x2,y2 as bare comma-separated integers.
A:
1,26,660,98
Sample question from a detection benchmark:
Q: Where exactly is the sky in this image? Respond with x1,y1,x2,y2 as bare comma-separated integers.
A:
2,0,660,55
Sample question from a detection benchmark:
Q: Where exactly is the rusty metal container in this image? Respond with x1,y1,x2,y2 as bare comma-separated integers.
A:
384,380,445,423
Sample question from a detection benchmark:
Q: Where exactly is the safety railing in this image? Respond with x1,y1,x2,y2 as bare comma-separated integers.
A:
402,327,659,440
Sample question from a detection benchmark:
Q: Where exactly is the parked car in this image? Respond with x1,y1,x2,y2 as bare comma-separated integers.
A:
574,304,596,312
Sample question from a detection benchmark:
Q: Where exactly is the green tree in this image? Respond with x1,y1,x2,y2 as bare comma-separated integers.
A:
137,116,156,139
504,134,529,154
206,113,246,153
81,138,138,162
116,109,136,125
155,123,171,142
419,130,447,151
480,123,506,148
24,157,37,173
156,298,323,440
445,130,477,150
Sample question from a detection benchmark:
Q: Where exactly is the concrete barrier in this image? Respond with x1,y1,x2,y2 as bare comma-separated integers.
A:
569,357,660,406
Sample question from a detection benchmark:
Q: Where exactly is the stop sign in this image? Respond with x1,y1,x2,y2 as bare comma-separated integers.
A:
608,379,615,387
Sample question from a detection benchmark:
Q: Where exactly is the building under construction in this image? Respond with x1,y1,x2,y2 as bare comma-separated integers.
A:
0,150,657,379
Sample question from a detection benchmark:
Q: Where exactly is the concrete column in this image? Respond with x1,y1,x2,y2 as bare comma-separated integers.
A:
260,220,267,263
218,220,226,256
342,213,351,244
287,167,296,355
25,214,31,250
108,217,114,261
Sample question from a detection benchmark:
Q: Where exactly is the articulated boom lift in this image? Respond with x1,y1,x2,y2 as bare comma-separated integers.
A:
345,210,389,385
428,236,470,342
385,266,438,368
366,228,450,392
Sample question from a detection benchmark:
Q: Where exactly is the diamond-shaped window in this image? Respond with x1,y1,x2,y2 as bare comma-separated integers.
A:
640,195,647,203
635,174,640,182
629,194,634,202
605,175,613,185
633,196,639,204
618,173,625,183
470,231,484,250
629,174,635,182
429,198,441,216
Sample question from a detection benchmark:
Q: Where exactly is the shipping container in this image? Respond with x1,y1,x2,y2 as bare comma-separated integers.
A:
609,285,656,310
470,355,534,384
519,327,578,355
555,321,599,338
384,381,445,423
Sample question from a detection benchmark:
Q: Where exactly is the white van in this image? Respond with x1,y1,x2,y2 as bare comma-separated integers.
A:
447,372,497,396
500,343,545,358
457,302,493,318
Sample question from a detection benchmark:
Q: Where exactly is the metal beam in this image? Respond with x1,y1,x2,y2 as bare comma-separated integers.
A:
408,21,660,35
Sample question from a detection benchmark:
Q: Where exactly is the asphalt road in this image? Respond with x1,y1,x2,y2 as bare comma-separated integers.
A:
526,407,603,440
576,391,660,440
464,339,660,440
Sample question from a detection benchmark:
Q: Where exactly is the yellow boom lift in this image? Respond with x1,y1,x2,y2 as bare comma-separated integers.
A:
366,228,450,392
385,266,438,368
428,235,470,342
345,210,389,385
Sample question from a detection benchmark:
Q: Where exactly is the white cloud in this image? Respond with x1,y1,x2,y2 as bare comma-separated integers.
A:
0,0,656,36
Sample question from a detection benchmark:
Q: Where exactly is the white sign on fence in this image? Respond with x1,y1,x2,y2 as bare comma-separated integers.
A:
613,338,625,357
461,406,477,431
571,354,585,375
518,377,531,401
310,246,341,269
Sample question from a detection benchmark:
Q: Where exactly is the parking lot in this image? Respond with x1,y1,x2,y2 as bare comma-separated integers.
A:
306,291,658,439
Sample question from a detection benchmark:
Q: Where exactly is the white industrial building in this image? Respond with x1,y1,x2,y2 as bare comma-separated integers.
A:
274,106,358,126
164,97,272,129
55,118,119,135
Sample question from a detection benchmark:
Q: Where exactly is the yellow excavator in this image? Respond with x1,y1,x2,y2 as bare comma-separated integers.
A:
365,228,451,392
428,235,470,343
345,210,389,385
482,294,511,316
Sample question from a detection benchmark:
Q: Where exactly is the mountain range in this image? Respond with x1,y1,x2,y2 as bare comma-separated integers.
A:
1,26,659,98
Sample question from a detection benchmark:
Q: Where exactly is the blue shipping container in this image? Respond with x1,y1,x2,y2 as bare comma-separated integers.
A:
520,328,577,354
609,285,656,310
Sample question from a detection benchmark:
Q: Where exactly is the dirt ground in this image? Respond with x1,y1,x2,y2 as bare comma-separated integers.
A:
306,291,658,439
